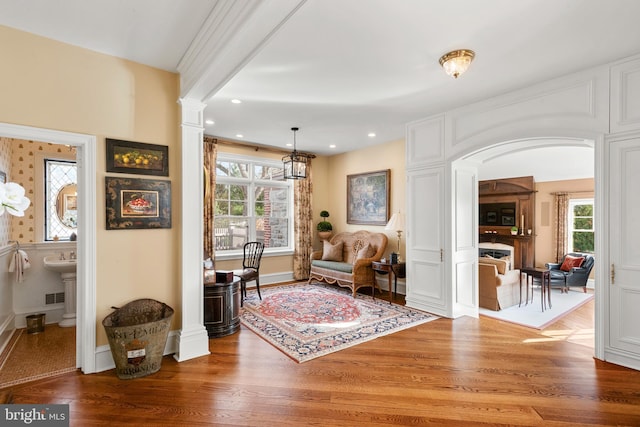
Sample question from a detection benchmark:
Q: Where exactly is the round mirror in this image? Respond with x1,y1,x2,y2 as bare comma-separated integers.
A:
56,184,78,228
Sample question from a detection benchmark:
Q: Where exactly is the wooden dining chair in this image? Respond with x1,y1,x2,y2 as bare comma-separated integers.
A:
233,242,264,306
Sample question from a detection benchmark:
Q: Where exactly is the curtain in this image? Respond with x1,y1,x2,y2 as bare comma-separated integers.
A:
553,192,569,262
203,136,218,260
292,159,313,280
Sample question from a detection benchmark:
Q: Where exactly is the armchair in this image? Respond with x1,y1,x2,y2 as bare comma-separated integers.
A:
545,252,594,293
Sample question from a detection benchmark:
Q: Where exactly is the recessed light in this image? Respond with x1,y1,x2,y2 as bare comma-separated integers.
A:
368,132,376,138
329,144,336,148
286,143,293,147
205,119,215,125
231,99,242,104
236,134,243,138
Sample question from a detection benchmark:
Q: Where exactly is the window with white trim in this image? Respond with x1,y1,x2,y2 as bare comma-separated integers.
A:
214,154,293,256
45,159,77,241
568,198,594,253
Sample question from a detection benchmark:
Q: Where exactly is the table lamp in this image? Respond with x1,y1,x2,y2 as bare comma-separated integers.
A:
385,211,405,258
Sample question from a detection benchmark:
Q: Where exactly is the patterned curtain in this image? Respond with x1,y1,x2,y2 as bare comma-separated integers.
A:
553,192,569,262
203,137,218,260
292,159,313,280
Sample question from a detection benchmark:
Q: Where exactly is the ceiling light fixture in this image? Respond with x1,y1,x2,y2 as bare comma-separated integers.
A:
282,127,313,180
439,49,475,79
231,99,242,104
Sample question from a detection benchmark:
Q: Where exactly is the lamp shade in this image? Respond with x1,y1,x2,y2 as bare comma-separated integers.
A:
385,212,405,231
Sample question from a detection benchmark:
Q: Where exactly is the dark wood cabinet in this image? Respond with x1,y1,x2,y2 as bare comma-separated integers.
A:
204,280,241,338
479,176,535,269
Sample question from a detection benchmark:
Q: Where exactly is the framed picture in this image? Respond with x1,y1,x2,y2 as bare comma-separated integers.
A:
106,138,169,176
105,177,171,229
347,169,390,225
501,216,515,226
486,211,497,223
64,194,77,211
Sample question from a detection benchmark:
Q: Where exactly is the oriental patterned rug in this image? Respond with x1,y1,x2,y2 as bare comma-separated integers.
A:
240,283,438,363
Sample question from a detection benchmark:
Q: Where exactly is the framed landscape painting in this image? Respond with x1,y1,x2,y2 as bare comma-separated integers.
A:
347,169,390,225
106,138,169,176
105,177,171,229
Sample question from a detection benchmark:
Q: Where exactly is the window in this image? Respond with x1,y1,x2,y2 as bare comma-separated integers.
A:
568,198,594,253
214,154,292,256
45,159,77,241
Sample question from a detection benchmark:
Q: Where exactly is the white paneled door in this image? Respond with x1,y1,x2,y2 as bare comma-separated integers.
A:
608,134,640,370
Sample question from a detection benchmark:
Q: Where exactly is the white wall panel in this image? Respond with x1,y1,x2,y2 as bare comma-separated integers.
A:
611,56,640,133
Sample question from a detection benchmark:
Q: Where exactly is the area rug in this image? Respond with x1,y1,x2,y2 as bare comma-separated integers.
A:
0,325,76,388
240,283,438,363
479,289,594,330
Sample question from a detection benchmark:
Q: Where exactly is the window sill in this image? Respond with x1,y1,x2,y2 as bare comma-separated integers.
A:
214,248,294,261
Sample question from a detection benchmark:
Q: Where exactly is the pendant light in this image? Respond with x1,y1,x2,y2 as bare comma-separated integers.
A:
282,127,312,179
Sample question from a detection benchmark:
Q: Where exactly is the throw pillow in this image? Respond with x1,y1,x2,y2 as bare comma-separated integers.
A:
560,255,585,272
354,243,374,263
322,240,343,262
478,257,508,275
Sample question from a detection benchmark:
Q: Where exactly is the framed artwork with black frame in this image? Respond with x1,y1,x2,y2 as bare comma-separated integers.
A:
106,138,169,176
346,169,390,225
105,177,171,229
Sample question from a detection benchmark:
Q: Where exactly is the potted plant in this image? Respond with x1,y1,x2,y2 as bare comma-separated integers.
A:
317,210,333,240
510,226,518,235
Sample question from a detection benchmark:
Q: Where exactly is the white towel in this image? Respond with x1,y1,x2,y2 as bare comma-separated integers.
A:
8,249,30,283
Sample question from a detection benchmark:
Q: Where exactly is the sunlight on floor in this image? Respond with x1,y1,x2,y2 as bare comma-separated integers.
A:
523,328,594,348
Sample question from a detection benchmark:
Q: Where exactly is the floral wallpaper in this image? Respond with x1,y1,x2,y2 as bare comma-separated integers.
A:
0,137,72,244
0,137,11,245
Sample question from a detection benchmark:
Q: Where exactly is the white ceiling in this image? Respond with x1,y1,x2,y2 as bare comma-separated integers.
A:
1,0,634,180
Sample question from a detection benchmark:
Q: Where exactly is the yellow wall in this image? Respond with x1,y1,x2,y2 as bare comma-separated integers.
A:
534,178,595,268
316,139,406,257
0,25,181,345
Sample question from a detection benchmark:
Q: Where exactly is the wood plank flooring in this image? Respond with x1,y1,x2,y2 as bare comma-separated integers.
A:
5,291,640,426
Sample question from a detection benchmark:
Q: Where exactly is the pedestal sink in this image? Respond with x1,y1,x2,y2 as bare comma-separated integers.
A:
43,255,77,327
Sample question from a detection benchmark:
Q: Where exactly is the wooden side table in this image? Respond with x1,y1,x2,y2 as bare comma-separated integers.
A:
204,279,241,338
371,261,406,298
520,267,551,312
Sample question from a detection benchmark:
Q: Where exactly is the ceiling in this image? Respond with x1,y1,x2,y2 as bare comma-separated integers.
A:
1,0,636,180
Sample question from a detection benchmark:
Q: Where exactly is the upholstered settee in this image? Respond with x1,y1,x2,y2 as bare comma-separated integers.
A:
308,230,388,297
478,257,522,311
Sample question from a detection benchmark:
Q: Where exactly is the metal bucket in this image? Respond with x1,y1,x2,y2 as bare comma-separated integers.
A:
26,313,46,334
102,299,174,380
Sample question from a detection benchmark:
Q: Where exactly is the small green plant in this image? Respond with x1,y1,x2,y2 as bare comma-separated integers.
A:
511,226,518,233
317,210,333,232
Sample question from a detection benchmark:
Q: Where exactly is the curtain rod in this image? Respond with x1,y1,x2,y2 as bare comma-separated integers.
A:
206,135,316,157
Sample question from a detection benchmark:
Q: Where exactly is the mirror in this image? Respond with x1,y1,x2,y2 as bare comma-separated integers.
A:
56,183,78,229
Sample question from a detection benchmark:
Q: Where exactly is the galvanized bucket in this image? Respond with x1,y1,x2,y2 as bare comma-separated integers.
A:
102,299,174,379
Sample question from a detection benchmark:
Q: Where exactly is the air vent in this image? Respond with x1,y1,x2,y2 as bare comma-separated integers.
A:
45,292,65,305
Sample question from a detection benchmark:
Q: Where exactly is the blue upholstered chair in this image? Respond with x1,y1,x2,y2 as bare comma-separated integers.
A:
545,252,594,293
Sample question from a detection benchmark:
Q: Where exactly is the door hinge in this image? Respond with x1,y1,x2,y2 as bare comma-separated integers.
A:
611,263,615,285
440,249,444,262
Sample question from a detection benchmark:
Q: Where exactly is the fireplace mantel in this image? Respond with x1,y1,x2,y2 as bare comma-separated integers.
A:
479,176,535,269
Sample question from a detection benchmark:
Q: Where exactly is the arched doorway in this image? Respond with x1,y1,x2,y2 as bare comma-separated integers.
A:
458,137,595,336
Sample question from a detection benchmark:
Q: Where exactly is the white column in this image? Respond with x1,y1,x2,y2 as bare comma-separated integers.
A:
174,97,210,362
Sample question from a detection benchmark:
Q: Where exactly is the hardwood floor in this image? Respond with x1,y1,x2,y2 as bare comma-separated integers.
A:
5,291,640,426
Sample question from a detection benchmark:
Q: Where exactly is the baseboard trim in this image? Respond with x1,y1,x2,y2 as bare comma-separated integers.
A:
93,329,182,373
